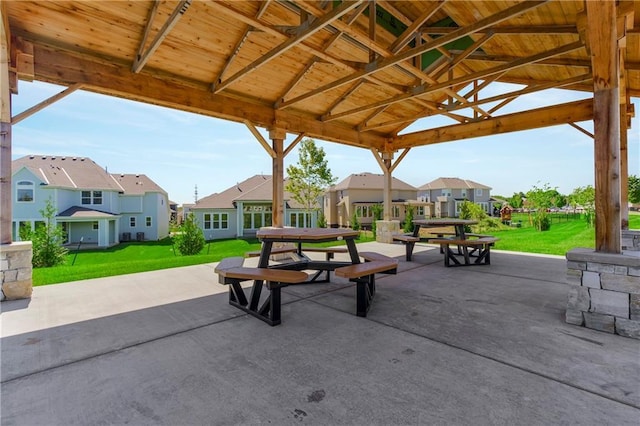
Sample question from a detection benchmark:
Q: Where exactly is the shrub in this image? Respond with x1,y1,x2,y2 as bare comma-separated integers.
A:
317,211,327,228
173,213,205,255
403,206,414,233
24,198,68,267
351,210,360,231
371,204,383,237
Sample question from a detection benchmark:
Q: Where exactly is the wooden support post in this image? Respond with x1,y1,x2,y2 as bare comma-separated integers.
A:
382,152,392,221
1,6,12,244
270,128,286,228
586,0,621,253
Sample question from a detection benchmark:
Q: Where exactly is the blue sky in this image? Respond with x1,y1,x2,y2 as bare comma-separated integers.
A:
11,80,640,206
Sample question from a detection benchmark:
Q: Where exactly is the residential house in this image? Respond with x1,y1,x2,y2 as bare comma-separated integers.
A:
11,155,170,247
190,175,315,239
324,172,429,228
418,177,492,218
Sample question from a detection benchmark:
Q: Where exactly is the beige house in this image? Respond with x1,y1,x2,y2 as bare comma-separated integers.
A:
189,175,314,239
323,173,430,229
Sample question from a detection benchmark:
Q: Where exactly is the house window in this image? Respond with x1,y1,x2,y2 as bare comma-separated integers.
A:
82,190,103,205
213,213,228,229
204,213,212,230
392,206,400,218
461,189,467,198
441,189,452,197
130,217,136,227
146,216,152,227
243,205,272,230
289,212,310,228
16,181,34,202
476,188,483,196
92,222,99,230
355,205,372,218
416,206,424,216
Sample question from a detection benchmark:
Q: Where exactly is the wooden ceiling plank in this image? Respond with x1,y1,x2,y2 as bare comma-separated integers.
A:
213,0,364,94
278,0,548,109
394,98,594,149
325,40,584,122
132,0,192,73
388,1,445,54
12,82,83,125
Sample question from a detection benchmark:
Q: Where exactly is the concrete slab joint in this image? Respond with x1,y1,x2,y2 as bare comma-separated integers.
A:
565,248,640,340
0,242,33,301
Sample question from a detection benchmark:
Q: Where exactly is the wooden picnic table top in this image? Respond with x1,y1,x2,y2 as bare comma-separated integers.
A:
413,219,478,227
256,227,360,242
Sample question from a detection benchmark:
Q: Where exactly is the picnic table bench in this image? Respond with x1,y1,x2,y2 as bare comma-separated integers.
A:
429,237,499,267
335,252,398,317
392,234,420,261
215,256,308,326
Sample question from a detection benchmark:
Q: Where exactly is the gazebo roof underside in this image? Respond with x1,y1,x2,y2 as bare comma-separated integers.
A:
5,0,640,151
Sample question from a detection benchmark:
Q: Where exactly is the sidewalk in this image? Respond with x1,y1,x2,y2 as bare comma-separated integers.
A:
2,242,639,425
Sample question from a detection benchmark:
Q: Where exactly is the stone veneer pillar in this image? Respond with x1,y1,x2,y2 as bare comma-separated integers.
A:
1,241,33,301
375,220,400,244
565,246,640,339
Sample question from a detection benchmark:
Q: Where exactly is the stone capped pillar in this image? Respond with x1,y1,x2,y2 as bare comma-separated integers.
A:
375,220,400,244
565,248,640,339
1,241,33,301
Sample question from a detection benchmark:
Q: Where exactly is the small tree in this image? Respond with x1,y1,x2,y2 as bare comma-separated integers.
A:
371,204,383,237
403,206,414,233
526,183,556,231
569,185,595,227
351,209,360,231
23,198,68,267
629,175,640,204
285,138,337,227
317,211,327,228
173,212,205,255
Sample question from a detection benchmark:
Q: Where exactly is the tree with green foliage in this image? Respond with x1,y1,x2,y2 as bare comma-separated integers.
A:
569,185,595,227
351,209,360,231
403,206,414,233
173,212,205,255
508,192,525,209
285,138,336,227
526,183,557,231
316,211,327,228
22,198,68,267
371,204,383,237
629,175,640,204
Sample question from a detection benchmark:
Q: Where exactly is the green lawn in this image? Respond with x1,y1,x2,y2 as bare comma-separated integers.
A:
33,232,376,286
33,215,639,286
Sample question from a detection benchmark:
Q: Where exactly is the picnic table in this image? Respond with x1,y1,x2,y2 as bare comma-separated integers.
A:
214,227,397,325
412,219,499,267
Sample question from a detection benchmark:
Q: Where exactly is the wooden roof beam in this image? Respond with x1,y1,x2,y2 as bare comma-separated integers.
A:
387,1,445,54
278,0,548,109
213,0,364,94
132,0,192,73
361,73,591,131
393,98,594,149
323,41,584,122
421,25,578,35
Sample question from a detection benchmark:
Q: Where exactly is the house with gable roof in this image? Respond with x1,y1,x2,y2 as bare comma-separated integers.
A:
323,172,430,229
11,155,170,247
418,177,493,218
190,174,315,239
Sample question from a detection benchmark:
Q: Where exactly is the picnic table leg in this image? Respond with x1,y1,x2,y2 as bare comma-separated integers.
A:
356,274,376,317
405,241,415,261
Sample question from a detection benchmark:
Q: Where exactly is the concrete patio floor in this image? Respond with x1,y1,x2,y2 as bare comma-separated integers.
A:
1,242,639,425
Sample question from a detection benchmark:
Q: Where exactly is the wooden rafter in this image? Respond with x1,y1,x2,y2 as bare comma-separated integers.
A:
278,0,548,109
213,1,272,86
387,1,445,54
362,73,591,131
394,98,594,149
132,0,192,73
213,0,364,94
325,41,584,122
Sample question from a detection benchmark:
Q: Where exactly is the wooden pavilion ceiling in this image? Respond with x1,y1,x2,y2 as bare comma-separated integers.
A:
4,0,640,152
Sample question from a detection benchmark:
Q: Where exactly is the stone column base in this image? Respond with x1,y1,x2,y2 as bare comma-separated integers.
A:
375,220,400,244
1,241,33,301
565,248,640,339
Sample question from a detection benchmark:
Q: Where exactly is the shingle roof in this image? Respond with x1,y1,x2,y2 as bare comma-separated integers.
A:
192,175,303,209
12,155,167,195
330,172,416,191
12,155,122,191
57,206,119,218
419,177,491,191
110,173,166,195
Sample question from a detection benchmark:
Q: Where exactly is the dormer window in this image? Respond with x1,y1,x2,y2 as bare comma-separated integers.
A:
17,181,34,202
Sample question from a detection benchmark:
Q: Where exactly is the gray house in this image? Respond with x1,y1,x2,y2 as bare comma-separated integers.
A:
190,175,315,239
418,177,492,218
11,155,170,247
